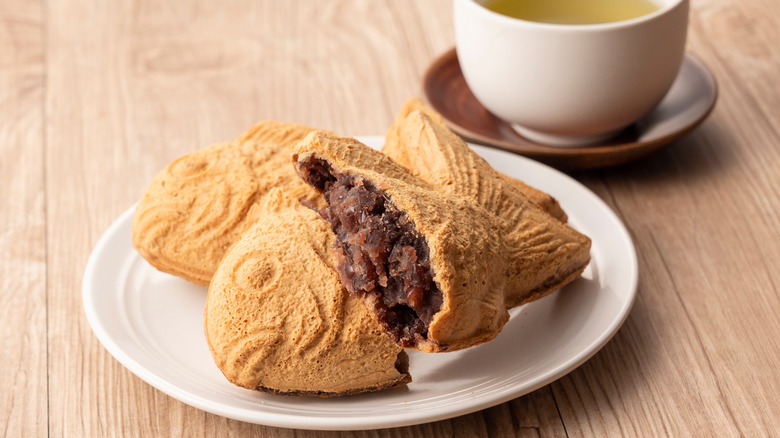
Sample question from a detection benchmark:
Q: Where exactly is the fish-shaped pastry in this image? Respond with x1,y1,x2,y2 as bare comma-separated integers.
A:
383,105,589,307
131,121,322,286
205,189,411,396
383,98,567,222
293,131,591,352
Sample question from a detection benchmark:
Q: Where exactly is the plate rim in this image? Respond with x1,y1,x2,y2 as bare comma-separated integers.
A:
82,137,638,430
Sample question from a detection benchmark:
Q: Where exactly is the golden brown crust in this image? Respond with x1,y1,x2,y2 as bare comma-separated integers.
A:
204,189,410,396
293,131,591,352
383,109,590,307
383,98,567,222
131,121,322,286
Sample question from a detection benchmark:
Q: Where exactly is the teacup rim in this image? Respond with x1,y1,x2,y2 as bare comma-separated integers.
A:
458,0,688,31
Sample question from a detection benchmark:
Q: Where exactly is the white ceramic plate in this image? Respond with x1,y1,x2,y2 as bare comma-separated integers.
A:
83,137,637,431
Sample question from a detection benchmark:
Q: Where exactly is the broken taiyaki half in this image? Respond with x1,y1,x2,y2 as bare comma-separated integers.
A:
293,131,591,353
204,188,411,396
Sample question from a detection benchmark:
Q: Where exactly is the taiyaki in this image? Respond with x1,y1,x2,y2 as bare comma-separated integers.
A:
293,132,590,352
205,189,411,395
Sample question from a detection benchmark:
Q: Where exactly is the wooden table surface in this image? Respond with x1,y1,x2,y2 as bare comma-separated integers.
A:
2,0,779,436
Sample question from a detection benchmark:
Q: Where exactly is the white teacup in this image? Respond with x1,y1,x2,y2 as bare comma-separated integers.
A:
454,0,689,147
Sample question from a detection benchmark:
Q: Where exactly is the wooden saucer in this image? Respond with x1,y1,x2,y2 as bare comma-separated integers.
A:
422,48,718,169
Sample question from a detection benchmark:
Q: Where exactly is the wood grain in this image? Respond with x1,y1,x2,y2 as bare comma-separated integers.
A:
0,1,46,437
549,0,780,435
2,0,779,436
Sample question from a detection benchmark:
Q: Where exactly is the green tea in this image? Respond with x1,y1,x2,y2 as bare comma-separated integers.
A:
482,0,660,25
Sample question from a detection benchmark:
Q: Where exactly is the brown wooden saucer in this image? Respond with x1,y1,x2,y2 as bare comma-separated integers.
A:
422,48,718,170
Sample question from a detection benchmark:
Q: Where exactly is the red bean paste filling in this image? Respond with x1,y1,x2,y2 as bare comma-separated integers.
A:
298,158,443,347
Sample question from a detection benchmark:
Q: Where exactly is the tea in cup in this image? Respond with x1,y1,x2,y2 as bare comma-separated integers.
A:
454,0,689,147
482,0,660,25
